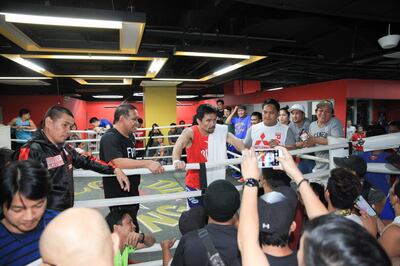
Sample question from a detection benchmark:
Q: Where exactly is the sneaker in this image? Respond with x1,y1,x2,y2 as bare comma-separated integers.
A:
231,171,241,180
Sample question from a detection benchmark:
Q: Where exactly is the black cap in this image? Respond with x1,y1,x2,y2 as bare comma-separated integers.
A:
204,180,240,222
334,155,367,177
258,186,298,235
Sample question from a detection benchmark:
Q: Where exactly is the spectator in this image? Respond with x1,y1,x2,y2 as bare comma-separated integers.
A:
176,120,186,134
168,123,179,145
326,168,362,225
288,103,314,174
304,100,344,172
351,125,366,155
40,208,114,266
250,111,262,125
135,118,145,158
105,210,156,265
14,105,129,211
216,99,225,124
244,98,296,149
0,161,58,266
153,133,170,165
260,168,291,194
224,106,235,133
258,186,298,265
346,119,356,140
278,106,290,125
171,180,241,265
8,108,37,150
333,155,368,195
89,116,113,133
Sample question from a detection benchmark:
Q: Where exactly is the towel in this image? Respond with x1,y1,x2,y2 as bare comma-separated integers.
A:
207,124,228,185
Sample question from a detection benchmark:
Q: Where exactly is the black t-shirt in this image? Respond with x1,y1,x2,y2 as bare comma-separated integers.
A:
171,224,241,266
266,251,298,266
100,128,140,198
216,109,224,124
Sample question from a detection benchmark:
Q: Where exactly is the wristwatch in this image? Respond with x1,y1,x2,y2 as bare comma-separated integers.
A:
244,178,259,187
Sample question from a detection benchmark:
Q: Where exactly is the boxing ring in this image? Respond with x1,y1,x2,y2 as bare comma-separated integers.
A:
4,125,400,266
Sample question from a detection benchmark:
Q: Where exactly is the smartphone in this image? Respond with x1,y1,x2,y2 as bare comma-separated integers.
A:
354,195,377,216
255,149,282,168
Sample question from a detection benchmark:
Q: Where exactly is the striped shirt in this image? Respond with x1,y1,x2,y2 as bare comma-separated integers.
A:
0,209,58,266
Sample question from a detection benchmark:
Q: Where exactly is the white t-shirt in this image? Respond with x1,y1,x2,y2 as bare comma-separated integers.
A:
244,122,296,148
346,125,356,140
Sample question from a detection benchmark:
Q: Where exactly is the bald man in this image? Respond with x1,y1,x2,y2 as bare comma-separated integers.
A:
40,208,114,266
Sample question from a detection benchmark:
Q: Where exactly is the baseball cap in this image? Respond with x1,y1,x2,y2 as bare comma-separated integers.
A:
258,186,298,236
204,180,240,222
333,155,367,177
316,100,334,112
178,206,207,235
288,104,305,113
387,152,400,170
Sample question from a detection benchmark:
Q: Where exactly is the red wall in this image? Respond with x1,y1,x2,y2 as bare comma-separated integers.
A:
0,95,64,126
346,79,400,99
63,97,87,129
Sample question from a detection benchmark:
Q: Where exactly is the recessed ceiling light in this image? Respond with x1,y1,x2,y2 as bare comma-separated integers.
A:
92,95,123,99
0,77,51,80
2,13,123,29
174,51,251,59
267,87,283,91
176,95,198,99
133,92,143,97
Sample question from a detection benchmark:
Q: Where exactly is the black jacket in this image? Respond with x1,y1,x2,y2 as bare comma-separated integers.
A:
14,130,115,211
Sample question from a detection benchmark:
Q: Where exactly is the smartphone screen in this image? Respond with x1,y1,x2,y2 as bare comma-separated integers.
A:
256,149,281,168
354,195,377,216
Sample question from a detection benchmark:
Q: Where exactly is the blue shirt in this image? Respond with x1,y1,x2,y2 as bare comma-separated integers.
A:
15,117,32,141
0,209,59,266
231,116,251,140
360,151,391,194
99,118,113,128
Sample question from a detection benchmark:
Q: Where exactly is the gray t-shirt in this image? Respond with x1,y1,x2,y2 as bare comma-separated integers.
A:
244,122,296,148
289,118,311,142
309,117,344,171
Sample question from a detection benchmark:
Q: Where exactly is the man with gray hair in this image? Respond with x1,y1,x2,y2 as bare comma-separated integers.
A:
303,100,344,172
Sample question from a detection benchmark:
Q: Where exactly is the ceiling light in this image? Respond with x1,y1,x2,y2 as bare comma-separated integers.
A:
146,58,168,77
152,78,199,82
0,77,51,80
174,51,250,59
92,95,123,99
1,54,54,76
73,78,132,85
21,55,153,61
203,94,224,98
267,87,283,91
133,92,143,97
2,13,123,29
199,56,266,81
378,24,400,49
140,80,181,87
176,95,198,99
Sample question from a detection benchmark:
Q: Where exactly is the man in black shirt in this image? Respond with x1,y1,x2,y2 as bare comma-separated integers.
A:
258,186,298,266
216,99,225,124
171,180,241,266
100,104,164,230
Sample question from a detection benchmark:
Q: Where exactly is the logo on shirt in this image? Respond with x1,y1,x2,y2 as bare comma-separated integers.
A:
127,147,136,158
255,133,269,148
314,132,328,138
46,155,64,169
